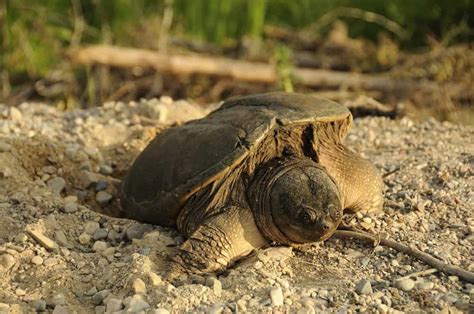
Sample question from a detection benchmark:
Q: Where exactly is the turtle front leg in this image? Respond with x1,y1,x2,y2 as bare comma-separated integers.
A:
167,206,268,280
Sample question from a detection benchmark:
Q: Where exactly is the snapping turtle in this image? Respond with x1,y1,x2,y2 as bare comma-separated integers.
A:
120,92,383,276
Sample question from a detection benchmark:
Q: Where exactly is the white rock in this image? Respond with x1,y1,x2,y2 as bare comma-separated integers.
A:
394,278,415,292
92,241,108,252
270,286,284,306
355,279,373,295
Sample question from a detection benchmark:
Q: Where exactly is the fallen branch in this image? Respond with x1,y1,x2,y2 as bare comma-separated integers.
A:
67,45,436,94
332,230,474,283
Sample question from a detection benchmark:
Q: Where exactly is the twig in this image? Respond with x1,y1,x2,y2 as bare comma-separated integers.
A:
382,167,400,178
394,268,438,282
68,45,438,94
332,230,474,283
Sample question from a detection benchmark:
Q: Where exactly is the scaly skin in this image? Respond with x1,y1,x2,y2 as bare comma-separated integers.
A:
167,206,268,280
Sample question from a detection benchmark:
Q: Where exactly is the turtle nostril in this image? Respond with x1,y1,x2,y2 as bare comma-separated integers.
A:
322,224,330,231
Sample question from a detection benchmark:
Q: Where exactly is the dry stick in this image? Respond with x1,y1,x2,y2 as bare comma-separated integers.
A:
67,45,437,94
333,230,474,283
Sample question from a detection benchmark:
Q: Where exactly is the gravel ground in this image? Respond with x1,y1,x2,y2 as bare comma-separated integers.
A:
0,97,472,313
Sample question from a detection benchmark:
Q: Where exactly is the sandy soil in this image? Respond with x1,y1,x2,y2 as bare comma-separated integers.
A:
0,97,472,313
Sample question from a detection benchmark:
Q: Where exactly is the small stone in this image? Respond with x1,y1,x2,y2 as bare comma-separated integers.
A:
79,170,98,188
206,277,222,297
85,287,98,296
95,191,113,206
125,224,153,240
254,261,263,270
270,286,284,306
153,309,170,314
99,165,113,175
52,305,68,314
30,299,47,311
132,278,147,294
0,253,16,270
105,298,123,312
376,303,389,313
10,107,22,120
148,272,163,286
94,180,108,192
78,233,91,245
47,177,66,194
95,305,106,314
0,141,11,152
51,293,66,306
93,228,108,241
107,229,121,242
55,230,71,248
63,202,78,213
394,278,415,292
92,241,108,252
84,221,100,235
31,256,44,265
42,165,57,174
416,281,434,290
92,290,110,306
126,294,150,312
15,288,26,296
355,279,373,295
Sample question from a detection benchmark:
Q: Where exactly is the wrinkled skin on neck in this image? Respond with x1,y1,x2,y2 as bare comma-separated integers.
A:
248,157,343,245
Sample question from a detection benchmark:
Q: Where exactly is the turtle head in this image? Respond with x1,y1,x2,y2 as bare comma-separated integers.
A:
249,158,343,244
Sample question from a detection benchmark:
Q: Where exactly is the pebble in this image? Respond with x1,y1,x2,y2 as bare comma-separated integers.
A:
55,230,71,247
394,278,415,292
95,191,113,206
0,141,11,152
84,221,100,235
79,170,98,188
92,290,110,305
92,241,108,252
132,278,147,294
99,164,113,175
31,255,44,265
95,305,105,314
415,281,434,290
78,233,91,245
0,253,16,270
148,272,163,286
126,294,150,312
270,286,284,306
94,180,108,191
153,309,170,314
63,202,78,213
125,224,153,240
47,177,66,194
206,277,222,297
30,299,47,311
376,303,389,313
51,293,66,306
93,228,108,241
105,298,123,312
15,288,26,296
355,279,373,295
9,107,23,120
52,305,68,314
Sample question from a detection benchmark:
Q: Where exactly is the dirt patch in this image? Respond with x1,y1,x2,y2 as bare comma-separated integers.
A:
0,98,472,313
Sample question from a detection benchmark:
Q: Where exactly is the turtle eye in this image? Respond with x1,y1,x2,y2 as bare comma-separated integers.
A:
299,207,315,223
299,211,312,223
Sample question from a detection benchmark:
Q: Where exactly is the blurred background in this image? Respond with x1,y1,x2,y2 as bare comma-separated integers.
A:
1,0,473,124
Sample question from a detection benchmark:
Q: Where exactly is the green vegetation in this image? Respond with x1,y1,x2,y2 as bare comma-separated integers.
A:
1,0,473,93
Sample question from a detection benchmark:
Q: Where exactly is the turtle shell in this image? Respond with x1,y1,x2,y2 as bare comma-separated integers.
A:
120,92,352,226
